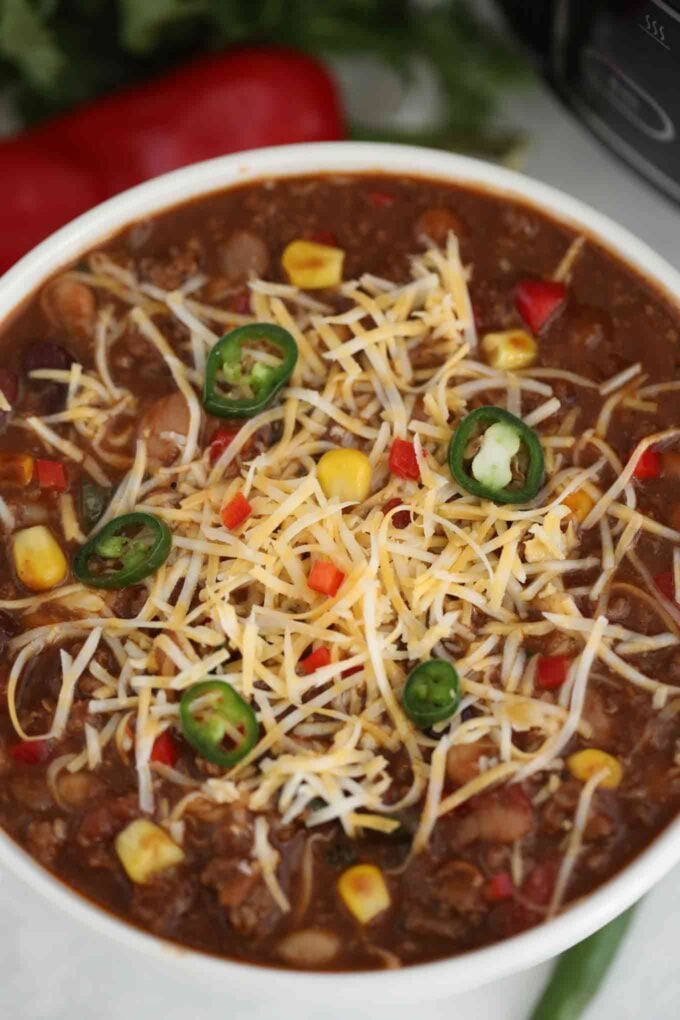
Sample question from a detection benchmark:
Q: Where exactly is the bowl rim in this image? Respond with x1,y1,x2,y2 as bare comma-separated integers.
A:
2,140,680,1001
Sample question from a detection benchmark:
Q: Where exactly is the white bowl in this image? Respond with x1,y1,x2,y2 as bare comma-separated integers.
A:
2,141,680,1003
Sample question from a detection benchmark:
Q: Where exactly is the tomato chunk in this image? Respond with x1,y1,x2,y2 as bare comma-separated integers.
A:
536,655,570,691
221,491,252,531
308,559,345,597
389,438,420,480
150,730,179,767
299,646,331,675
485,872,514,903
632,447,661,480
36,459,67,491
9,739,51,765
515,278,566,334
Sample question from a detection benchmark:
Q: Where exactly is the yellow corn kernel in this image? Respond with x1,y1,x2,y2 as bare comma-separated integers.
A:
482,329,537,371
281,240,344,289
567,749,622,789
337,864,390,924
0,452,34,487
12,525,67,592
317,449,372,502
115,819,185,884
562,488,595,524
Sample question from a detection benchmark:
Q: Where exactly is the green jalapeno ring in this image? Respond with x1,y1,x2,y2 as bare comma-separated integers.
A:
73,511,171,589
180,679,259,768
403,659,461,728
203,323,298,419
448,405,544,505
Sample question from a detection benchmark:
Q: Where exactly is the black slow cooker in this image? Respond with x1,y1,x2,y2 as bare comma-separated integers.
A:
500,0,680,202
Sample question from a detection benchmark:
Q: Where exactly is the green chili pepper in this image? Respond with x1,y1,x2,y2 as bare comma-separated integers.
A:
403,659,460,728
203,323,298,419
448,405,544,504
180,679,259,768
530,906,636,1020
80,481,110,531
73,511,171,589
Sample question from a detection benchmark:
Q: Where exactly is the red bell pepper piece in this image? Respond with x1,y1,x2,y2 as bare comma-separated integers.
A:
383,497,412,529
221,491,253,531
36,459,67,491
485,872,514,903
150,730,179,767
536,655,570,691
389,438,420,480
209,424,242,464
515,278,566,334
9,739,51,765
299,646,331,675
655,571,677,603
308,559,345,597
632,447,661,480
0,48,344,272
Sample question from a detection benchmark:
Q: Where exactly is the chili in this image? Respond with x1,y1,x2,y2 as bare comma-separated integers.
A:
73,512,171,589
448,405,544,504
203,324,298,418
180,679,259,769
403,659,460,728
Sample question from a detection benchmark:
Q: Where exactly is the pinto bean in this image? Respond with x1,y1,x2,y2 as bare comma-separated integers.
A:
218,230,269,282
446,737,497,786
414,207,465,246
456,786,533,846
277,928,340,968
137,391,201,470
41,277,96,338
57,772,105,808
435,860,484,913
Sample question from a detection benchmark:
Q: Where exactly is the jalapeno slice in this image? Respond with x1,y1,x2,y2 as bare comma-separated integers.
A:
73,511,171,589
203,323,298,419
448,406,544,504
180,679,259,768
403,659,460,728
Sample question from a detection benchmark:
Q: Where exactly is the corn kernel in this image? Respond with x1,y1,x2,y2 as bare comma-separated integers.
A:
482,329,537,371
337,864,390,924
115,819,185,884
0,453,34,487
12,525,67,592
281,240,344,289
317,449,372,502
567,749,622,789
562,488,595,524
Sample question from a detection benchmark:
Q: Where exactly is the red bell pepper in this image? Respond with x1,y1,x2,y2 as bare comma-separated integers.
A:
299,646,331,675
515,278,566,334
632,447,661,480
209,424,242,464
485,872,514,903
389,438,420,480
536,655,570,691
221,491,253,531
9,739,51,765
36,459,67,491
308,559,345,597
0,48,344,272
150,730,180,767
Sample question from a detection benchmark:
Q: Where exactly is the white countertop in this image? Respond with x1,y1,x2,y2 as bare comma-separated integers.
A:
2,75,680,1020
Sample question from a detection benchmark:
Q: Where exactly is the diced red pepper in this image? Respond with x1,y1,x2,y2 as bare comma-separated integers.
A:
536,655,570,691
655,571,677,603
150,730,180,767
308,559,345,597
383,497,412,529
299,646,331,675
308,229,338,247
515,278,566,334
35,459,67,491
221,491,252,531
209,424,242,464
9,739,51,765
367,190,395,208
485,872,514,903
389,438,420,481
632,447,661,480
